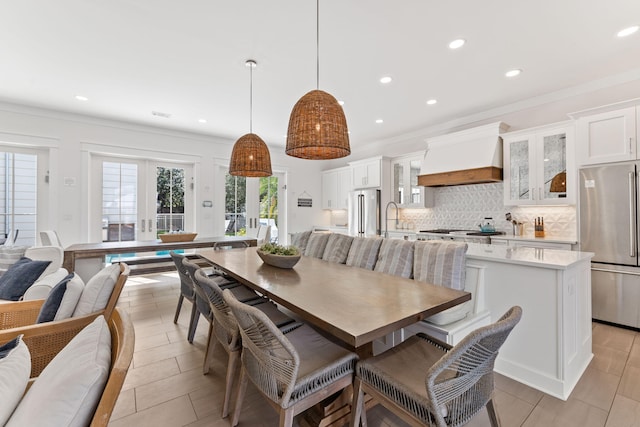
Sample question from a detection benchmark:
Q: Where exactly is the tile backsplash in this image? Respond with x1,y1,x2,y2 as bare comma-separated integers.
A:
400,182,576,237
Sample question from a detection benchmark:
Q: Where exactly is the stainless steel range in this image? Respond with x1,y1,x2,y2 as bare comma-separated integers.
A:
416,229,506,244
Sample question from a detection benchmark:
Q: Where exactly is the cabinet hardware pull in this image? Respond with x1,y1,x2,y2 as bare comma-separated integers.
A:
141,219,145,232
630,171,636,257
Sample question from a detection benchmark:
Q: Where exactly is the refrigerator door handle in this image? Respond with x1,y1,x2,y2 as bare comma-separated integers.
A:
592,267,640,276
630,171,636,257
358,194,364,236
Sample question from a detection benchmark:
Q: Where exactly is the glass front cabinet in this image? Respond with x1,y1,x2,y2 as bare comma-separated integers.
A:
391,153,434,208
503,122,575,206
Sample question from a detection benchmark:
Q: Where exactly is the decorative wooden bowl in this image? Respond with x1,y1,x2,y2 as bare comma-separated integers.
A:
256,249,301,269
159,232,197,243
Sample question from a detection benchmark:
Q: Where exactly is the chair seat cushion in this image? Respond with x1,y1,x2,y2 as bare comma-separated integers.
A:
7,316,112,427
0,257,52,301
0,335,31,426
228,284,260,303
286,324,357,407
356,335,449,423
254,301,295,328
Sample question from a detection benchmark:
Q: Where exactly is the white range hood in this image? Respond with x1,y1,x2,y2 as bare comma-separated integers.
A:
418,122,510,187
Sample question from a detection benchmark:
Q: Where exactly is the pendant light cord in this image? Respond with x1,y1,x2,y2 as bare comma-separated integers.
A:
249,61,253,133
316,0,320,90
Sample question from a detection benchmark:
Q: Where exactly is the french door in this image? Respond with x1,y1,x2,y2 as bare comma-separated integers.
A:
225,171,285,244
90,155,194,242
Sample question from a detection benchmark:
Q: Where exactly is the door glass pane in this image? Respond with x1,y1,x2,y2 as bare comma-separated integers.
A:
225,174,246,236
410,160,421,204
509,140,530,200
102,161,137,242
0,152,37,246
393,163,404,204
543,133,567,199
156,167,185,236
259,176,278,244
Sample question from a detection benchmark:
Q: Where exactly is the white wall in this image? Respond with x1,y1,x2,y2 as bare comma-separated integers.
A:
0,102,327,245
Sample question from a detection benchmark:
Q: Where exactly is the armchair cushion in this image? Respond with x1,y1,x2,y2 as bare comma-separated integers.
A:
72,264,120,317
22,268,70,301
0,246,28,271
36,273,76,323
0,335,31,426
0,257,52,301
322,234,354,264
24,246,64,279
7,316,111,427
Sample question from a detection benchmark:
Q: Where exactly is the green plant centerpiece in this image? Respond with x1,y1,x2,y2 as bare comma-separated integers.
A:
257,243,301,268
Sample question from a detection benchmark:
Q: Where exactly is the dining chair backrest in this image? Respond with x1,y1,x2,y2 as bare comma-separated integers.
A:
424,305,522,425
193,269,240,352
213,240,250,250
182,258,212,320
170,251,194,299
222,288,299,407
38,230,63,247
373,239,414,278
256,225,271,246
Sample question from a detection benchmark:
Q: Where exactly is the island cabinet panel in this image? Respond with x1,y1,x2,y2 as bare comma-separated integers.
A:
476,256,592,400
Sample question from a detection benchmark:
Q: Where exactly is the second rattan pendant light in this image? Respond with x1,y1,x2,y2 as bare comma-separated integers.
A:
229,60,272,177
285,0,350,160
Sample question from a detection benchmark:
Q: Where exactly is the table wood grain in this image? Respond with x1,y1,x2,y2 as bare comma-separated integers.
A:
197,247,470,352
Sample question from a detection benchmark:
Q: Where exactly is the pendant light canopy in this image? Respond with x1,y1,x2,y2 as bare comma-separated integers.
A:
229,60,272,177
286,0,350,160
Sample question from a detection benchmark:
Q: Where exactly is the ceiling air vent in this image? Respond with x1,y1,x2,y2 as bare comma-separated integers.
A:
151,111,171,118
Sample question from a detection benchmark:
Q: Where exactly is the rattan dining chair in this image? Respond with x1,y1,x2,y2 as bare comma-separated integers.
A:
222,289,358,427
170,251,200,343
350,306,522,427
192,269,301,417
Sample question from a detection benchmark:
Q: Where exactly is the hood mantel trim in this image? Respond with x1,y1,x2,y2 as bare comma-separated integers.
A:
418,166,502,187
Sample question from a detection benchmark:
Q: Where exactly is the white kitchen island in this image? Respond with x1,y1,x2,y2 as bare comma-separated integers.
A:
464,243,594,400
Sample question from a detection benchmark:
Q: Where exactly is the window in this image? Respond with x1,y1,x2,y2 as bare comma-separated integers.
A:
0,152,38,246
225,174,246,236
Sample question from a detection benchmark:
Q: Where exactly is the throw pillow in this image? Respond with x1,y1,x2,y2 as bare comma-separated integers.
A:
0,335,31,426
303,233,330,258
36,273,74,323
7,316,111,427
72,264,120,316
54,274,85,321
322,234,354,264
290,230,312,253
0,257,52,301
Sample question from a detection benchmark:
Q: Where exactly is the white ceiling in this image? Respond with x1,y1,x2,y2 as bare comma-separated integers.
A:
1,0,640,150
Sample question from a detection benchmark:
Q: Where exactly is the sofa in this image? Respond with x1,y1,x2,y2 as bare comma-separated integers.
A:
290,231,491,350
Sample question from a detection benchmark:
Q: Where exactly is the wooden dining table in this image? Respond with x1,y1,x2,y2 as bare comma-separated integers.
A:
197,246,471,358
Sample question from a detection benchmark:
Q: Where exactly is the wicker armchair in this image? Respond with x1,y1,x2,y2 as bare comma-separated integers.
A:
0,263,129,333
192,269,299,417
350,306,522,427
1,307,134,426
223,289,358,427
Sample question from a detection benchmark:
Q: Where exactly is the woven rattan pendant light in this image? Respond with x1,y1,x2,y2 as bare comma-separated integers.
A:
285,0,350,160
229,60,272,177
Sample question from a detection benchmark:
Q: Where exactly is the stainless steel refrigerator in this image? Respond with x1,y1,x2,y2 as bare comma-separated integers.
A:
580,161,640,328
348,189,381,237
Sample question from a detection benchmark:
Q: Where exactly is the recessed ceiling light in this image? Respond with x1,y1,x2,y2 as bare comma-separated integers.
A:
379,76,392,84
375,119,384,124
338,100,345,106
75,95,88,101
426,99,438,105
618,25,639,37
448,39,466,49
198,119,207,123
505,69,522,78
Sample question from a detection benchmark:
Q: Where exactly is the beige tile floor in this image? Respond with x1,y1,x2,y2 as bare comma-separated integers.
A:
109,272,640,427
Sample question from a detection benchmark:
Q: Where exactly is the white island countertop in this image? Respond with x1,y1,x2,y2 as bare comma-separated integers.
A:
491,234,578,245
466,243,593,269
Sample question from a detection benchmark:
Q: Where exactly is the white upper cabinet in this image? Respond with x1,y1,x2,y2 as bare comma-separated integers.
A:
574,105,638,166
351,158,382,189
503,122,575,206
321,167,351,210
391,152,434,208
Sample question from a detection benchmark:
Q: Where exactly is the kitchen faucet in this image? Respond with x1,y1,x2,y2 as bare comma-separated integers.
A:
384,201,399,238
